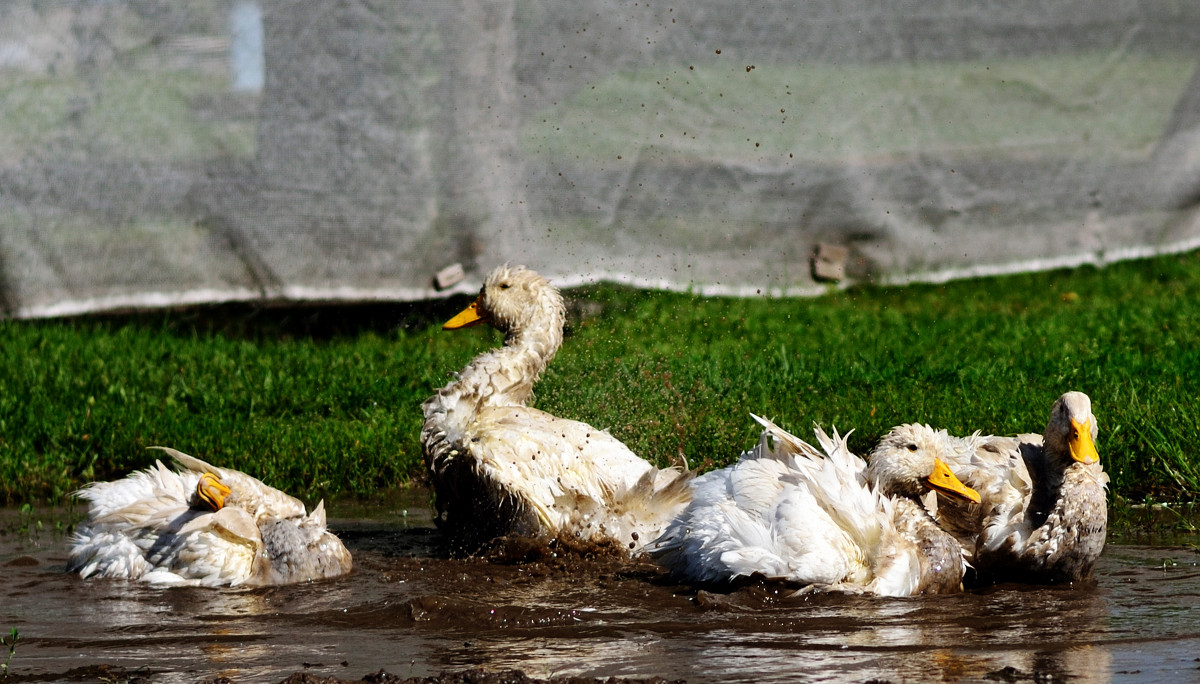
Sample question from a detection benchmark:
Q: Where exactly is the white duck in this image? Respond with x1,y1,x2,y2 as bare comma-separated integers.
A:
649,418,980,596
421,264,691,553
937,391,1108,584
68,448,352,587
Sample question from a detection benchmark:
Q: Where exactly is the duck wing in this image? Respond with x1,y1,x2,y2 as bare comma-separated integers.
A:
151,505,263,585
69,460,193,579
650,455,866,585
652,421,891,589
459,405,688,547
937,433,1033,559
152,446,308,521
73,458,191,520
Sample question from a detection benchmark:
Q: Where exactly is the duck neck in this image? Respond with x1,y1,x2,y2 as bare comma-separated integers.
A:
1027,450,1103,530
873,474,925,504
876,473,949,524
436,310,564,414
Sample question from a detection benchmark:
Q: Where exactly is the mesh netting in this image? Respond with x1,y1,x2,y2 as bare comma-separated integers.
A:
2,0,1199,317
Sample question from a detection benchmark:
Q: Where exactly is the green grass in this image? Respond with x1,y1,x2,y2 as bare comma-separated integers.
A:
1,626,18,678
523,52,1195,164
1,251,1199,508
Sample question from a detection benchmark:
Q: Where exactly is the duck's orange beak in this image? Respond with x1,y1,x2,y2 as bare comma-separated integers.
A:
1069,418,1100,464
197,472,232,511
926,458,981,503
443,296,489,330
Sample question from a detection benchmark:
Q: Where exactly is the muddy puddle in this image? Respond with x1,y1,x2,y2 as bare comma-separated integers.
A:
3,503,1200,684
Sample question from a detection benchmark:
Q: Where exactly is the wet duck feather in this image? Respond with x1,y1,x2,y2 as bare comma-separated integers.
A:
938,391,1108,584
650,418,980,596
68,448,352,587
421,265,691,553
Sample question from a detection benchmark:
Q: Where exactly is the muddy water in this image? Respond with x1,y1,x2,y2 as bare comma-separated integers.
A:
3,505,1200,684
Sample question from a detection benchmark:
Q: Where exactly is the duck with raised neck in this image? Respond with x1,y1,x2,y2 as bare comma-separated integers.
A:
937,391,1109,585
422,265,691,554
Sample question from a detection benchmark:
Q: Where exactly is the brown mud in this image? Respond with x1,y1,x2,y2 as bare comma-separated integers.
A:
3,506,1200,683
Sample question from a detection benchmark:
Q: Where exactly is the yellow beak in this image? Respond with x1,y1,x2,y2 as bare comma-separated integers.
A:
443,296,489,330
1069,418,1100,465
926,458,981,503
197,472,232,511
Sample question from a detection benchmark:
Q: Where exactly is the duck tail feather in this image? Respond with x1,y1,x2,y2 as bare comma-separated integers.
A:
149,446,220,475
750,414,824,462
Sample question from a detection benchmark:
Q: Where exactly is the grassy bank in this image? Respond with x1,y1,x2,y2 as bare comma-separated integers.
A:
1,251,1199,507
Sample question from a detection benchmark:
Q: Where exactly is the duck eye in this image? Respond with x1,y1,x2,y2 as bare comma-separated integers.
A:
498,282,511,289
906,444,919,452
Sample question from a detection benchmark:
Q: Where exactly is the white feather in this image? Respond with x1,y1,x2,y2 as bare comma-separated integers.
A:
422,265,691,552
69,450,352,587
651,419,970,597
937,391,1109,583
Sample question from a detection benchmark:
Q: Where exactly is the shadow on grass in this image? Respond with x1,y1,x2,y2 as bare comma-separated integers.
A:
43,296,480,342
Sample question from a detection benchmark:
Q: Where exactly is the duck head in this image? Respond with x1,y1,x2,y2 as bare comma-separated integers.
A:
443,265,565,338
1043,391,1100,465
867,423,981,503
196,472,232,511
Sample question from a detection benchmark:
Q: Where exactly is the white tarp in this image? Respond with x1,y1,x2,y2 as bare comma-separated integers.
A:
2,0,1199,317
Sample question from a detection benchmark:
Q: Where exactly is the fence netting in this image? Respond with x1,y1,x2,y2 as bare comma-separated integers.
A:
3,1,1200,317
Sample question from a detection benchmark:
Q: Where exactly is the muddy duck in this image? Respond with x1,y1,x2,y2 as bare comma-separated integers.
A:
68,448,352,586
936,391,1108,584
649,418,980,596
421,264,691,553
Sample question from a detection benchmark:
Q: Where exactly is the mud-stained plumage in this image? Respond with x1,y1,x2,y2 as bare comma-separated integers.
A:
938,391,1108,584
68,449,352,587
421,265,691,553
649,418,979,596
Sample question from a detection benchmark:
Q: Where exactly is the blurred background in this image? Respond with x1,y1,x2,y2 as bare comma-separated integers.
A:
2,0,1199,318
